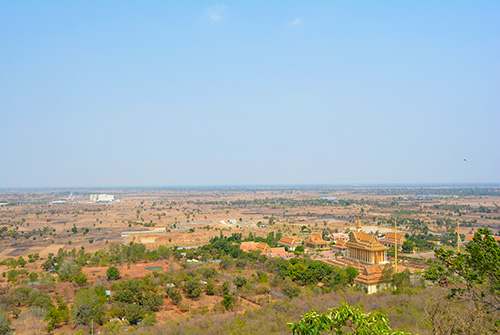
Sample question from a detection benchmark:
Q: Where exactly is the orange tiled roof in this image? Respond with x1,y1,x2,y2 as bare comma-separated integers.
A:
379,232,406,246
256,242,271,252
278,236,299,247
269,247,295,259
354,264,386,285
240,242,258,252
332,240,347,250
384,232,405,241
305,234,328,246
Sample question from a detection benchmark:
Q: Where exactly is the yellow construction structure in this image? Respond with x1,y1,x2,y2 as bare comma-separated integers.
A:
394,218,398,274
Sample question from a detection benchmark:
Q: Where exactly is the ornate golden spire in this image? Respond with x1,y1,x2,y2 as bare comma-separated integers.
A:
356,217,362,231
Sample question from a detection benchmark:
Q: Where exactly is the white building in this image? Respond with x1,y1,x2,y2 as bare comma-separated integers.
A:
90,194,115,203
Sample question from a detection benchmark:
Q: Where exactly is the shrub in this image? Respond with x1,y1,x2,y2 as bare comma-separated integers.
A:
124,304,145,325
184,278,202,299
106,267,121,281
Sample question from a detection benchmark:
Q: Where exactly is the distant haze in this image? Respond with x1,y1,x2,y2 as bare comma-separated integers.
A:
1,1,499,188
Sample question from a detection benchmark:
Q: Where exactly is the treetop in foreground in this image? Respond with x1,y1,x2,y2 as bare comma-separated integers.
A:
430,228,500,312
288,302,413,335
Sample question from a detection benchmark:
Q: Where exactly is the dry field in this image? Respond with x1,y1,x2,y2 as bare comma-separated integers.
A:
1,187,499,260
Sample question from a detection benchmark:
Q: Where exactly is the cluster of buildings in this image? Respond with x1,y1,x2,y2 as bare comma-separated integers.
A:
240,218,407,294
89,194,115,203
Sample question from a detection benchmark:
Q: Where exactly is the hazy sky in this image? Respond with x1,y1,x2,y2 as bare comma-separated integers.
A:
1,1,499,188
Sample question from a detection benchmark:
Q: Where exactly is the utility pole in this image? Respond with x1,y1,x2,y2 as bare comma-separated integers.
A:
457,220,460,253
91,319,94,335
394,218,398,274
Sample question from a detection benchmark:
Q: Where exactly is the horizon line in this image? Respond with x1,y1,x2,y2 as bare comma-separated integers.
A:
1,182,500,192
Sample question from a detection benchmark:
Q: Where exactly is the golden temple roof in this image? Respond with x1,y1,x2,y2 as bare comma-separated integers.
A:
345,230,388,252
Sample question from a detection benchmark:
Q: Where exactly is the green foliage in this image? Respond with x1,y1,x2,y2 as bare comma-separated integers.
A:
219,256,233,269
74,272,88,286
106,266,121,280
11,287,32,306
288,302,413,335
47,299,70,330
57,259,82,282
295,245,305,253
201,267,217,279
402,241,415,253
184,278,202,299
29,291,55,311
222,281,230,295
282,277,301,299
0,309,11,335
142,313,156,326
125,304,145,325
222,294,234,310
16,256,27,268
234,276,247,289
393,269,411,290
143,292,163,312
205,280,215,296
432,228,500,313
257,271,269,284
72,289,105,326
28,272,38,282
167,288,182,305
345,267,359,284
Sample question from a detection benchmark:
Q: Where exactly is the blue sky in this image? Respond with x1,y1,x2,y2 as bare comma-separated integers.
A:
1,1,499,188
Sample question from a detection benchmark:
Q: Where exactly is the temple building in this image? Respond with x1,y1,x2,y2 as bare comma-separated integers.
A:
379,232,406,250
304,233,328,250
345,218,388,265
354,264,393,294
277,236,300,251
331,240,348,256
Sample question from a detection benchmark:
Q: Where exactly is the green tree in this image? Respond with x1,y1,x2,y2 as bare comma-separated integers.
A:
57,259,82,282
29,291,55,311
393,269,411,290
431,228,500,314
234,276,247,289
72,290,105,326
29,272,38,282
219,256,233,270
345,267,359,284
142,313,156,326
222,294,234,310
143,292,163,312
74,272,88,286
282,277,301,299
222,281,230,295
124,304,145,325
184,278,202,299
205,280,215,296
402,241,415,253
167,288,182,305
106,266,121,280
16,256,27,268
288,303,413,335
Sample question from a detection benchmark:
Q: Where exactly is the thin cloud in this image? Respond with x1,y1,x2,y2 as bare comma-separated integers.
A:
289,17,303,26
206,4,226,22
